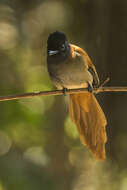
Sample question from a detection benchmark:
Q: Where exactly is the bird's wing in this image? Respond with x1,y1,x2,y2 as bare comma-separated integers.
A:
70,44,100,87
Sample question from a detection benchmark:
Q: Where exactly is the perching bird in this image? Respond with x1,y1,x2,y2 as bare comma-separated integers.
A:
47,31,107,160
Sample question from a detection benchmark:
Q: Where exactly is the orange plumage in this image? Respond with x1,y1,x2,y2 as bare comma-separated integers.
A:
69,45,107,160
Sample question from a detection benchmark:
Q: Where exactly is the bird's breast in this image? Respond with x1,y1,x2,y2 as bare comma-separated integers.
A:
48,55,93,89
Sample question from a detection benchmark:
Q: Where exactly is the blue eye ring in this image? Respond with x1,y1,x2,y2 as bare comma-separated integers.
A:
61,44,65,51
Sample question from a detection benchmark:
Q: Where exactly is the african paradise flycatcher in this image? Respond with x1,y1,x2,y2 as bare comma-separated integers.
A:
47,31,107,160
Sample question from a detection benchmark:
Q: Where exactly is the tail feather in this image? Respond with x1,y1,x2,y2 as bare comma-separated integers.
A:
69,93,107,160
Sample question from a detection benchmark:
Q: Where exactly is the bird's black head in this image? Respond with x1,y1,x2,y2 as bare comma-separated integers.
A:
47,31,70,59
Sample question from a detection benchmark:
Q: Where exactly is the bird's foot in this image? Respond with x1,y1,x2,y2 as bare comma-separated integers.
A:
63,88,68,96
87,83,93,93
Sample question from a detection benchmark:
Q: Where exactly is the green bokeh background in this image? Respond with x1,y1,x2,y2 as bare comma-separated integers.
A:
0,0,127,189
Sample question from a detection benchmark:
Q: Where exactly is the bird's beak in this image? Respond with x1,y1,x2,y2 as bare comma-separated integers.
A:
48,50,59,56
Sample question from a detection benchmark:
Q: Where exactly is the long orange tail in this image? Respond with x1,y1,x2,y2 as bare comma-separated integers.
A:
69,93,107,160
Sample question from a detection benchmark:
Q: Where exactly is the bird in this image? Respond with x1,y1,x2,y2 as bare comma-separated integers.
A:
47,31,107,160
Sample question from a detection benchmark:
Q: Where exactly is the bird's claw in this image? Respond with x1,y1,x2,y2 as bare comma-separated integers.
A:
63,88,68,96
87,83,93,93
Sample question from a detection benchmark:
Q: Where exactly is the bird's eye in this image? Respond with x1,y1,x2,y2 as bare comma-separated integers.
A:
61,44,65,51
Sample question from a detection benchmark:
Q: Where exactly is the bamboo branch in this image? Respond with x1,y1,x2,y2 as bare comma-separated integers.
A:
0,86,127,102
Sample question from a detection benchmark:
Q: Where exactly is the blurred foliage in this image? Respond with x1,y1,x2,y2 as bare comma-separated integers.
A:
0,0,127,190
